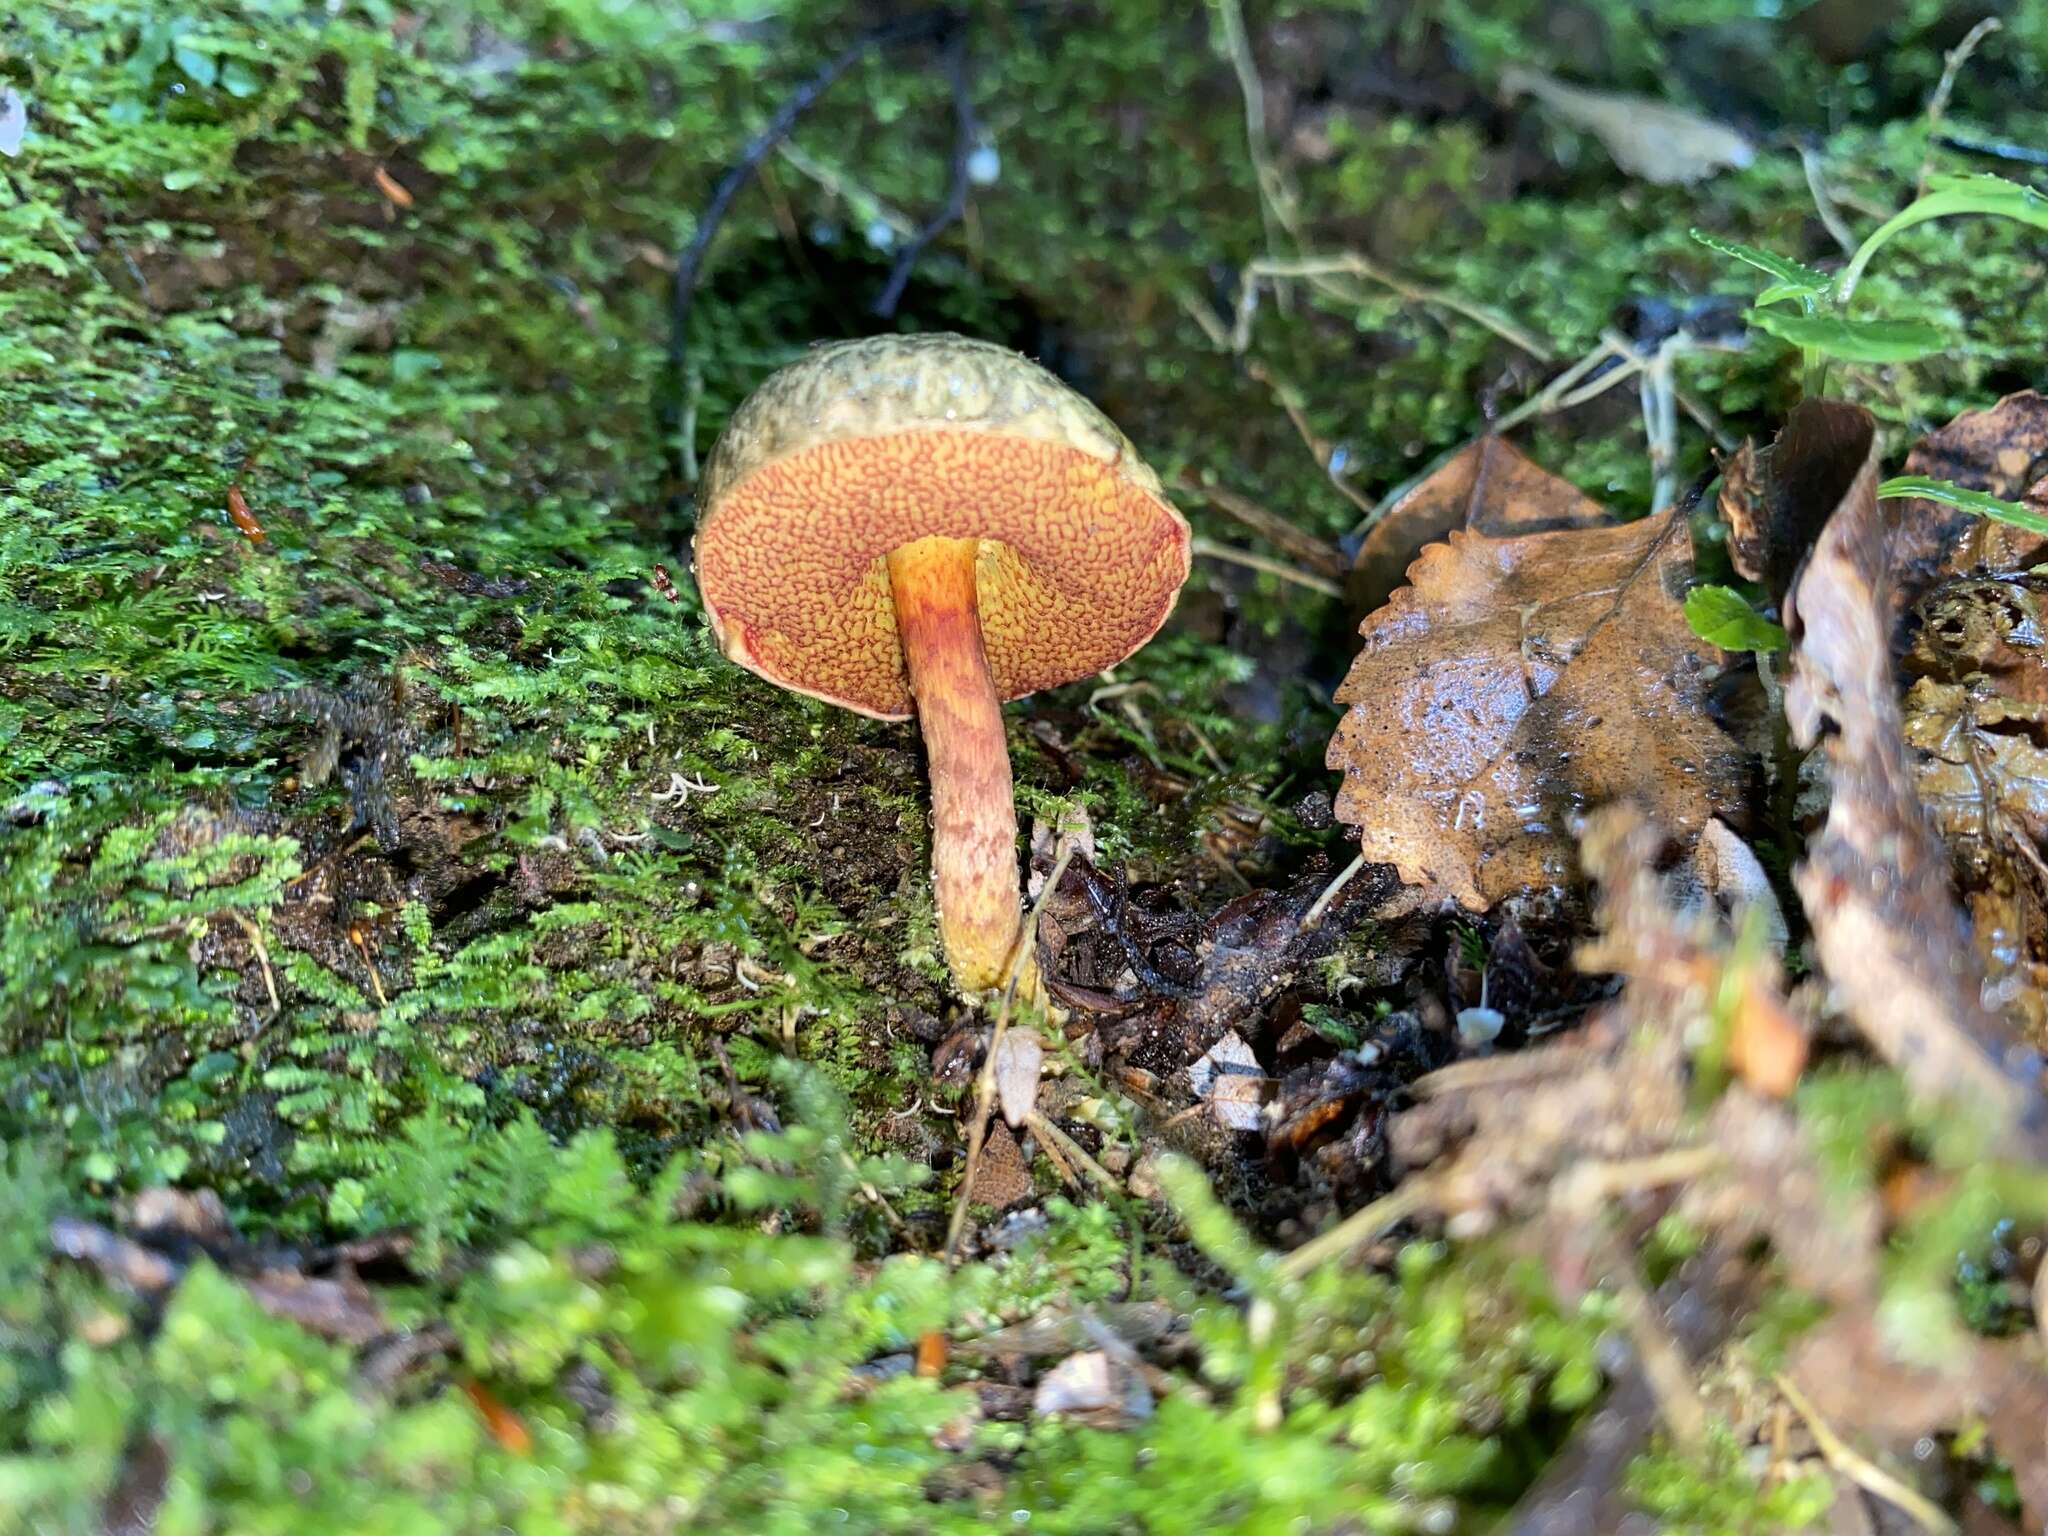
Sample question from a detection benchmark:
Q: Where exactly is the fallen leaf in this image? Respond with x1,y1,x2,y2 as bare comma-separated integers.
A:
993,1028,1043,1130
1778,400,2048,1158
1716,440,1770,584
1885,391,2048,621
1350,436,1613,616
968,1122,1034,1211
1392,806,1871,1298
1501,66,1753,185
1188,1030,1264,1132
1329,507,1747,910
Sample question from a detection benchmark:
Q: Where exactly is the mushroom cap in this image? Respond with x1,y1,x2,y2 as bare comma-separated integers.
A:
692,333,1191,720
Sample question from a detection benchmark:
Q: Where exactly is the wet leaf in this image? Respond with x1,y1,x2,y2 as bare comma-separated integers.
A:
1350,436,1613,615
1502,67,1753,185
1683,585,1786,653
1745,309,1944,363
1329,505,1747,910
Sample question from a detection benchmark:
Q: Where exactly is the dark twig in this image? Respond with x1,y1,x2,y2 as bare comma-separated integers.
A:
1936,133,2048,170
872,24,977,318
661,10,960,474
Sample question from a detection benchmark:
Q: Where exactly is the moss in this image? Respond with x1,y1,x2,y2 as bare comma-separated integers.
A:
4,0,2041,1526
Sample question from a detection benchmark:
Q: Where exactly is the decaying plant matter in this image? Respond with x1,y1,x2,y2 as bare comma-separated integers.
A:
1328,479,1747,910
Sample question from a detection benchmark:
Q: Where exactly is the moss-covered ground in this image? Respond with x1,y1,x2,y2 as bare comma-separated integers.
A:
4,1,2047,1529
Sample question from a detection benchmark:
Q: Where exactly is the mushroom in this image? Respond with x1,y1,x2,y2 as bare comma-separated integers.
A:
693,334,1190,998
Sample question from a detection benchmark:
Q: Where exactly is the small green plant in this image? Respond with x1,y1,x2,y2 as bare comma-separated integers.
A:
1683,585,1787,654
1697,174,2048,374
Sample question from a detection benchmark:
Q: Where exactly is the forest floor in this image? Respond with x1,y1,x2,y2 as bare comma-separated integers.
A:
6,2,2048,1531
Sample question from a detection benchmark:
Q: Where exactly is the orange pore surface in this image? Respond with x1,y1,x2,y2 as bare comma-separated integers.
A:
695,429,1190,719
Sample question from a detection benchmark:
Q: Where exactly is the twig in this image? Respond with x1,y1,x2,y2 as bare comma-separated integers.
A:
1211,0,1294,282
1274,1176,1437,1280
349,925,389,1008
874,24,977,317
1919,18,2002,197
1798,142,1858,257
1242,254,1555,363
1775,1372,1958,1536
1175,472,1349,578
1345,325,1728,541
281,832,373,891
774,142,918,237
1027,1109,1123,1195
662,11,960,468
1936,133,2048,170
839,1150,907,1233
1301,852,1366,929
1190,535,1344,597
1605,1246,1708,1449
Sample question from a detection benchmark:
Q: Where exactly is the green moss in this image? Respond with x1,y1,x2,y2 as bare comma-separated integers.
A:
5,0,2040,1525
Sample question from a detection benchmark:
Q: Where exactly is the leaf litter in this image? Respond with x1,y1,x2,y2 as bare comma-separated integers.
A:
1329,475,1748,910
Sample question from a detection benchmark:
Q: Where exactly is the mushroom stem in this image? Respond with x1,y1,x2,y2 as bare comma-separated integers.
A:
887,535,1032,998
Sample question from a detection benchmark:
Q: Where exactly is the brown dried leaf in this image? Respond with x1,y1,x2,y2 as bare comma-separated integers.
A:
1887,391,2048,620
1329,507,1746,910
968,1122,1035,1211
1350,437,1613,615
1779,400,2048,1158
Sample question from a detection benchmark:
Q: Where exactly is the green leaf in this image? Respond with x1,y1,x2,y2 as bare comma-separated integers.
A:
1746,308,1945,363
1879,475,2048,537
1840,174,2048,304
1690,230,1829,304
1684,586,1787,653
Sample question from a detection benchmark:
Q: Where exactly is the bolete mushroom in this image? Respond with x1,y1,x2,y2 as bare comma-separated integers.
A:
693,334,1189,998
